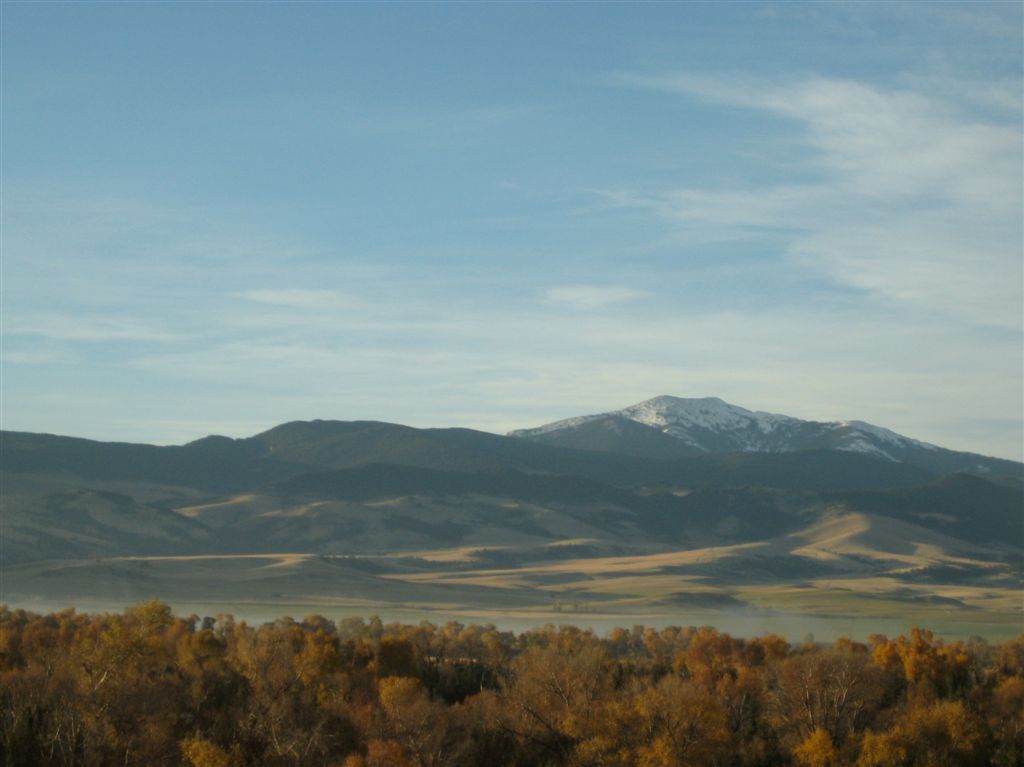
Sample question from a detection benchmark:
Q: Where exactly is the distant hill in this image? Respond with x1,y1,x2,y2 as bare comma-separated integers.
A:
0,430,305,493
1,423,659,492
1,418,956,499
4,405,1019,563
275,462,634,506
829,473,1024,548
249,420,670,484
656,449,936,491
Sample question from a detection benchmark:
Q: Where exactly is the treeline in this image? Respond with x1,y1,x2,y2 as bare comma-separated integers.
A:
1,602,1021,766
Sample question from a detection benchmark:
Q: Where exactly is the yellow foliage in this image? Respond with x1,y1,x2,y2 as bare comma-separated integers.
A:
377,675,426,716
180,737,239,767
857,731,906,767
794,728,837,767
856,700,985,767
364,739,415,767
632,675,730,766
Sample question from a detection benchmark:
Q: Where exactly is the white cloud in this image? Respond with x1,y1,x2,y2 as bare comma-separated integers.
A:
609,72,1023,328
544,285,650,309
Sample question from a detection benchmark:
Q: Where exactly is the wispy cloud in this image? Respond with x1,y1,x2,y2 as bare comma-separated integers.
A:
609,72,1022,328
544,285,650,310
233,289,360,310
0,350,74,365
5,314,185,342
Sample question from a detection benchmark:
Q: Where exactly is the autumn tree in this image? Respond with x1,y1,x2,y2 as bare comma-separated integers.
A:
856,699,987,767
631,674,731,767
498,635,612,764
2,605,1021,767
770,643,884,757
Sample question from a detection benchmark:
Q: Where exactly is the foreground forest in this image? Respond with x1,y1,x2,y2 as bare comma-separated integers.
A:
1,603,1022,767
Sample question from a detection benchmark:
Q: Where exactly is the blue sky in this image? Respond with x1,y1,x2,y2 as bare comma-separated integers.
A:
3,1,1022,460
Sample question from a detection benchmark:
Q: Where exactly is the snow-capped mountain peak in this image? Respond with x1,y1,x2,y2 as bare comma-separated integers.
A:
510,395,944,463
620,395,796,434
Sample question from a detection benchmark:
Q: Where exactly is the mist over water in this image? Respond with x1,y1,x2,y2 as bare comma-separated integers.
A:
8,598,1016,643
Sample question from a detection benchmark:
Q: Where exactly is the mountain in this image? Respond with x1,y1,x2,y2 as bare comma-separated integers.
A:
510,395,1022,483
0,422,663,493
1,418,947,503
3,407,1022,636
248,420,670,484
0,430,307,493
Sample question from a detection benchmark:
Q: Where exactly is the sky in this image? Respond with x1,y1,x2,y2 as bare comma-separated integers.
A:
2,1,1022,460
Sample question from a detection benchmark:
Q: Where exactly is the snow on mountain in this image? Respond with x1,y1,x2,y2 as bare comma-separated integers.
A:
837,420,937,450
511,412,609,437
511,395,939,462
619,396,794,439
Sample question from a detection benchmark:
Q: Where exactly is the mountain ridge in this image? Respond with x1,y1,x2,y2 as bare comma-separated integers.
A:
509,395,1021,482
